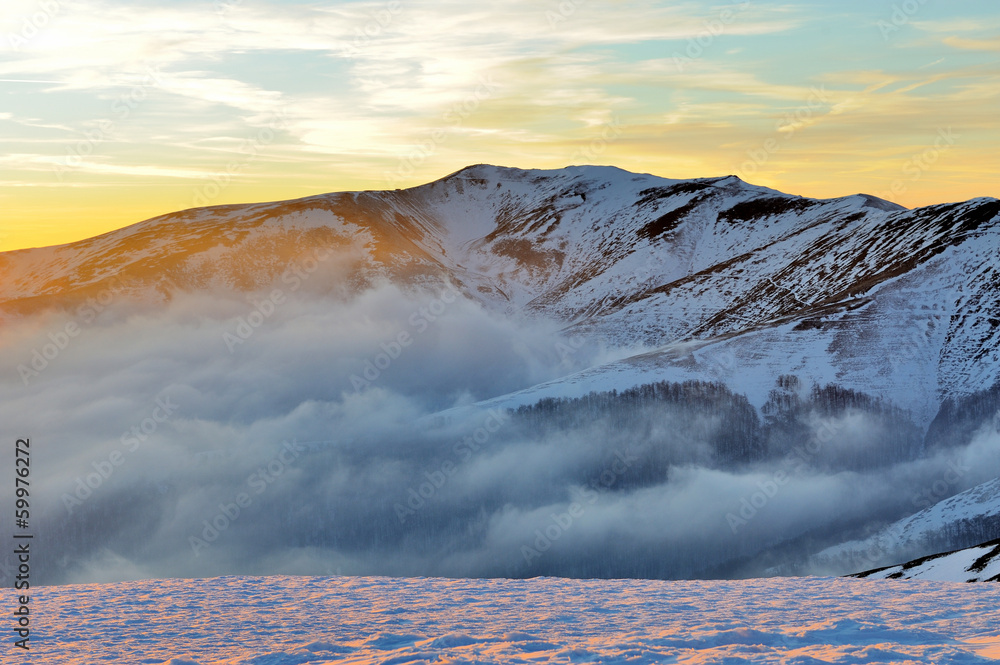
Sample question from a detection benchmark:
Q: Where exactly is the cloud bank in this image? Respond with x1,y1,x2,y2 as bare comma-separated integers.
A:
0,278,998,585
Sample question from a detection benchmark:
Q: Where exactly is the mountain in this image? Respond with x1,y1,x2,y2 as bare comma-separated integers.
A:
4,165,1000,582
852,537,1000,582
814,476,1000,573
2,164,999,425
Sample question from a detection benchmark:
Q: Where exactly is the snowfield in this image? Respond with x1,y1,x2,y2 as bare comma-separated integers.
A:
17,575,1000,664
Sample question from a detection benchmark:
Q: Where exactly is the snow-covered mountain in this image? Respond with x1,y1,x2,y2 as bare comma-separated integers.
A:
2,164,999,425
853,537,1000,582
4,164,1000,584
815,476,1000,574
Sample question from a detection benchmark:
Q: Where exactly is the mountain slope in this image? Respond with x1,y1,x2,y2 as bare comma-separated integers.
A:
814,476,1000,573
4,164,1000,584
2,164,999,423
853,537,1000,582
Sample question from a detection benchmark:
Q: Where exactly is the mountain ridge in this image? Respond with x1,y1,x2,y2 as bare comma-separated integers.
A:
2,164,999,424
4,164,1000,582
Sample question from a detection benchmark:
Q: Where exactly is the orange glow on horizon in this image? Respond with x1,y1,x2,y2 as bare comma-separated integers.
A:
3,159,995,252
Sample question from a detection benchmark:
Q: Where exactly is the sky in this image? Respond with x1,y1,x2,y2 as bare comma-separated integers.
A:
1,0,998,251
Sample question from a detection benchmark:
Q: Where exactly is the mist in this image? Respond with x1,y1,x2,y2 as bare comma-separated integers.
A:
1,276,998,585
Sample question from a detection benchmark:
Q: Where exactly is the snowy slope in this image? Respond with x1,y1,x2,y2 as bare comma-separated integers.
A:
2,164,999,422
18,574,1000,663
4,165,1000,589
815,476,1000,573
854,538,1000,582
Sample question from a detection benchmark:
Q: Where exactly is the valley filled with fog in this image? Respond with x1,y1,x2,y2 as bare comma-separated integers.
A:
2,267,998,585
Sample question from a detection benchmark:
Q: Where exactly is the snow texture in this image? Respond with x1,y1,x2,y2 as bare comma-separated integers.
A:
16,574,1000,664
856,538,1000,582
3,165,999,426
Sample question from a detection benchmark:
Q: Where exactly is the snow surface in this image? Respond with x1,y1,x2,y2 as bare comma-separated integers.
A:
856,538,1000,582
17,574,1000,664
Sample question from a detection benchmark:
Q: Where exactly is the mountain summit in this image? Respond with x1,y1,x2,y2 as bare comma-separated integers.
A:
3,164,1000,582
4,164,997,423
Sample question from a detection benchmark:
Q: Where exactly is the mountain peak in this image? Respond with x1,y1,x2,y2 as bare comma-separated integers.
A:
3,165,1000,417
440,163,649,184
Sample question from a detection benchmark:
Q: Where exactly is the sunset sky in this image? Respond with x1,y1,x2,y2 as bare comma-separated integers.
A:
1,0,998,251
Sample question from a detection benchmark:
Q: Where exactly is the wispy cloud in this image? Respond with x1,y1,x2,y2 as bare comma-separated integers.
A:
943,36,1000,51
2,0,999,249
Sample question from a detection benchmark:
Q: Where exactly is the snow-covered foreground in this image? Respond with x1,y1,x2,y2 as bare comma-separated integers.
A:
17,575,1000,664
